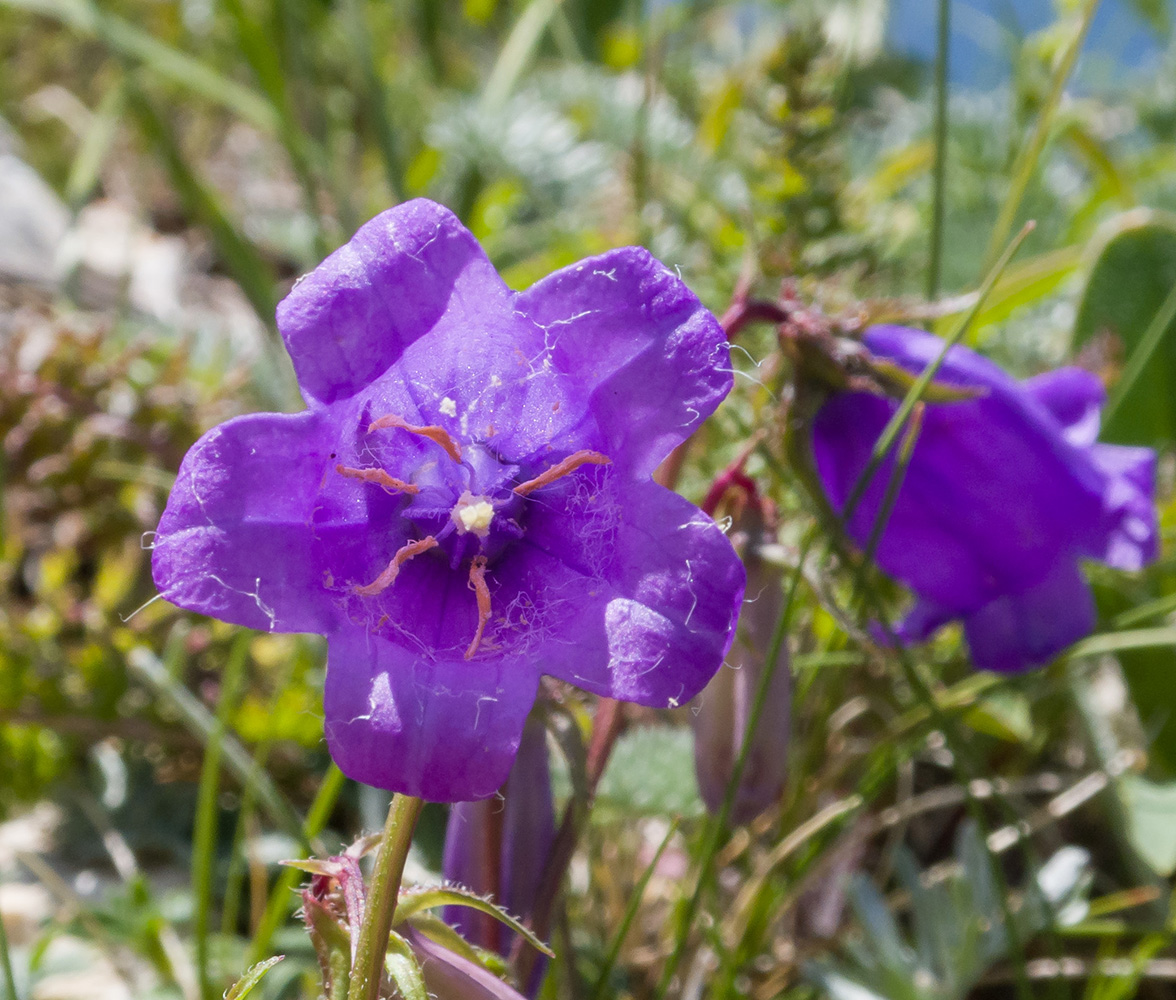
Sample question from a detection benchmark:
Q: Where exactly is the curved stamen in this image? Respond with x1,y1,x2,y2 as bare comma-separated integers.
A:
336,464,420,495
464,556,492,660
369,413,463,464
355,536,438,596
513,449,611,496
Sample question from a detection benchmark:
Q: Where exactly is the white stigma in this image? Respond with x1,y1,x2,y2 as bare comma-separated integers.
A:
453,493,495,537
439,396,458,417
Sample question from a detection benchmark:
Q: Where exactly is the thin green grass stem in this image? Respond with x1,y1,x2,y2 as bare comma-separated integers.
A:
481,0,563,112
927,0,950,301
0,900,18,1000
842,221,1034,526
1101,279,1176,429
248,764,348,965
887,645,1037,1000
342,0,403,204
858,403,925,589
982,0,1100,272
654,526,819,1000
192,634,252,1000
592,820,678,1000
347,794,425,1000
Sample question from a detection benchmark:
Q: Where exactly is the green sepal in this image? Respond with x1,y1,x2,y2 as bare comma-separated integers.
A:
394,886,554,957
385,929,429,1000
224,956,285,1000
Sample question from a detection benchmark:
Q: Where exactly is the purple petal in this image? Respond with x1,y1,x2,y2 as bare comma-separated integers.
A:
962,559,1095,672
277,200,517,407
406,927,529,1000
812,377,1105,612
1023,367,1105,447
323,628,539,800
515,247,732,476
501,477,745,707
151,411,343,633
1090,443,1159,571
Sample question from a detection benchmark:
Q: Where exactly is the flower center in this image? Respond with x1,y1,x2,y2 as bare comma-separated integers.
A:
336,410,611,659
452,492,495,538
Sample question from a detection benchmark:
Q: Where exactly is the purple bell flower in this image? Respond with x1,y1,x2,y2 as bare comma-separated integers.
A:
812,325,1158,673
442,716,554,955
151,199,745,801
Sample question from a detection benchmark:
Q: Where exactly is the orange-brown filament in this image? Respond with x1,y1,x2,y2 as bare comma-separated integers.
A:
336,464,420,495
464,555,492,660
369,414,463,463
513,449,611,496
355,536,438,597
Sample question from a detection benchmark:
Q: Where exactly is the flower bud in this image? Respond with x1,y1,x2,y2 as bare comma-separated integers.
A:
443,715,555,954
692,489,791,825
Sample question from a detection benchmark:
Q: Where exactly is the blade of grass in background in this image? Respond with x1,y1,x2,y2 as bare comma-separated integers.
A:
220,0,331,260
481,0,565,112
64,79,125,207
124,80,278,324
591,819,679,1000
128,647,308,849
192,634,252,1000
0,0,277,130
982,0,1101,273
926,0,950,300
341,0,404,207
247,764,347,965
0,909,18,1000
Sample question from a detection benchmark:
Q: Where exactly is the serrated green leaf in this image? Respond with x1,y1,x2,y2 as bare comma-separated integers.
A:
393,887,553,957
224,956,285,1000
385,930,428,1000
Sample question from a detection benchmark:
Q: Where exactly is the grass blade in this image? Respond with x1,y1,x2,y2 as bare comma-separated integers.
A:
0,0,276,130
927,0,950,300
982,0,1101,272
192,634,252,1000
247,764,348,965
123,80,278,324
127,646,306,848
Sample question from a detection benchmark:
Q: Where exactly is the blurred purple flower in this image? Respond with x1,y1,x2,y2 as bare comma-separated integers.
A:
442,716,554,955
812,325,1157,673
152,199,744,801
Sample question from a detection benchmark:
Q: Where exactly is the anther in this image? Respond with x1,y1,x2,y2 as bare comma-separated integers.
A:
369,414,463,464
464,556,492,660
355,536,438,597
513,450,611,496
336,464,420,495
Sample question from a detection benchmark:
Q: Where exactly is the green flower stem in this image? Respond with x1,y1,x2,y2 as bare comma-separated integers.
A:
347,794,425,1000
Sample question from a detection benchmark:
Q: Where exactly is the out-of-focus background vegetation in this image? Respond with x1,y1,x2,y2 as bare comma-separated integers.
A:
2,0,1176,997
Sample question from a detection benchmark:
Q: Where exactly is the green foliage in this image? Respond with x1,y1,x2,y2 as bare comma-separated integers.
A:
1,2,1176,999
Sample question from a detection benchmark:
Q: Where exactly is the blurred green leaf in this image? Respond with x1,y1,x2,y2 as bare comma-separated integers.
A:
596,726,703,819
1117,775,1176,876
962,689,1033,744
1072,210,1176,445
